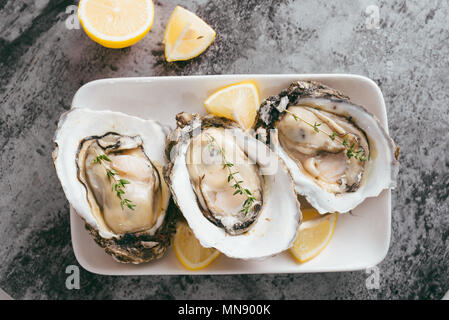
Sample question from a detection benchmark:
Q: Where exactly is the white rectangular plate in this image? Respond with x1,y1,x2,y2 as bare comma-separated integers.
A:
70,74,391,275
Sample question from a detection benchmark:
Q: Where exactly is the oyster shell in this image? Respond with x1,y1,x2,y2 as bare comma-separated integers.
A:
53,108,176,264
164,112,301,259
256,80,399,214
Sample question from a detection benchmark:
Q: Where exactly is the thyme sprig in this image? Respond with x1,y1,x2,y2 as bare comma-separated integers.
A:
92,154,111,163
92,152,136,211
284,109,367,162
205,134,256,215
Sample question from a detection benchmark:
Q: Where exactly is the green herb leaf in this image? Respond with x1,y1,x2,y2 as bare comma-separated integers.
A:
93,154,112,164
331,132,337,140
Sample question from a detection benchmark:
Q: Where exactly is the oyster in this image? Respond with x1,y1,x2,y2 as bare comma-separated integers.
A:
256,80,399,214
53,108,176,264
164,112,301,259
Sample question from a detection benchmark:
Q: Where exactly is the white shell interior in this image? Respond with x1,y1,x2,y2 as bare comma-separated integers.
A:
170,126,301,259
53,108,169,239
276,97,398,214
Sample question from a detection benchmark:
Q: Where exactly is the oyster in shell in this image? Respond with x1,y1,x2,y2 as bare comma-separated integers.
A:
164,112,301,259
53,108,176,264
256,80,399,214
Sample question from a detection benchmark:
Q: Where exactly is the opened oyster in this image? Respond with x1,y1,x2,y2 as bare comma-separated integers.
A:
53,108,176,264
256,80,399,214
164,113,301,259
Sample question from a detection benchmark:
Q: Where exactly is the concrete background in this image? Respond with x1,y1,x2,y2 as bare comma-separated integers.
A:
0,0,448,299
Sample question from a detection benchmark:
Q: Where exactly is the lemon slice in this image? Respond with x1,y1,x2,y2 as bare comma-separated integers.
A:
204,80,260,129
173,222,220,270
164,6,216,62
301,207,322,222
291,212,338,263
78,0,154,49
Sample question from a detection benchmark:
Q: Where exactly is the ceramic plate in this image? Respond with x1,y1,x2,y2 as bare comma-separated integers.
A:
70,74,391,275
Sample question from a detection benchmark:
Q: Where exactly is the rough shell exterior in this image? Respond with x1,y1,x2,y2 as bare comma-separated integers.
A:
84,201,178,264
256,80,349,135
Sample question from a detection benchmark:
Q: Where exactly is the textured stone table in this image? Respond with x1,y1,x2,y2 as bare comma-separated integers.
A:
0,0,448,300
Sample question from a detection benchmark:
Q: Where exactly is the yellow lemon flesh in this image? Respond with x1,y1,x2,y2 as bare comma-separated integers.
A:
173,222,220,271
301,207,322,221
78,0,154,49
164,6,216,62
204,80,260,130
291,210,338,263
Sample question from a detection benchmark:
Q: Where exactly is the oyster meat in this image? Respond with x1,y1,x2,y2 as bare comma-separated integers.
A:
256,80,399,214
53,108,175,264
164,112,301,259
186,126,263,235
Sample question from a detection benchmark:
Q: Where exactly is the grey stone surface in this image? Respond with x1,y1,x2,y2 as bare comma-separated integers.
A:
0,0,448,300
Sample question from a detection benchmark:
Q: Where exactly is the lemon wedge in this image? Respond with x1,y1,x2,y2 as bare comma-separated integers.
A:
78,0,154,49
301,207,322,222
173,221,220,270
164,6,216,62
290,211,338,263
204,80,260,129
